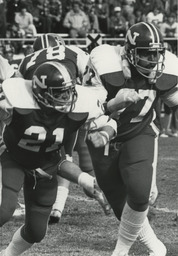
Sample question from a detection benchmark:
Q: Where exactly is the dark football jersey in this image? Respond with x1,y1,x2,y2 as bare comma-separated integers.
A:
84,44,175,141
19,45,78,80
111,72,158,141
3,109,88,169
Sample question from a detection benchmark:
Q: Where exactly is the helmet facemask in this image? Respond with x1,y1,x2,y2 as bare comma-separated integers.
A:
125,22,166,82
32,62,78,113
43,82,78,113
127,44,165,81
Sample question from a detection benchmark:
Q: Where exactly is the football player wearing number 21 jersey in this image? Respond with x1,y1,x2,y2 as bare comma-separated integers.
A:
0,61,117,255
16,34,111,222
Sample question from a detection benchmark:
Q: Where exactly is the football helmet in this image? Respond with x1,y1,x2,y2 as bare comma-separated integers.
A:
32,62,77,112
125,22,165,80
33,33,65,51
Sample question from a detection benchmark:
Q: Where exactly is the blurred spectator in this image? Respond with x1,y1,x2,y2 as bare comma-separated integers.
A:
160,13,178,37
15,2,37,37
6,23,24,54
135,0,154,15
23,44,33,56
63,1,90,38
107,0,121,16
6,0,21,25
48,0,63,33
0,41,4,55
134,8,147,23
169,0,178,13
109,6,127,37
22,0,43,33
83,0,100,33
175,10,178,24
122,0,136,16
95,0,109,34
61,0,73,13
0,0,6,37
37,0,52,33
21,0,34,14
146,6,164,27
152,0,165,13
3,43,22,71
121,0,136,27
160,13,178,54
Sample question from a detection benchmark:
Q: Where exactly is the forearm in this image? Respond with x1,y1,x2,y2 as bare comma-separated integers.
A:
58,160,82,183
103,88,145,113
99,122,117,141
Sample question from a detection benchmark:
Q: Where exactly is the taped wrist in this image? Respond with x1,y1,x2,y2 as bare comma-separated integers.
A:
99,131,109,145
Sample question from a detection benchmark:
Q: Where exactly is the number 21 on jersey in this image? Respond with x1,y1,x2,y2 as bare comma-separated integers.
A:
18,126,64,152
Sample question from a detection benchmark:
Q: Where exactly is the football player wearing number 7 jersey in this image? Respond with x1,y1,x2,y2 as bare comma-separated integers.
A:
0,61,117,256
83,22,178,256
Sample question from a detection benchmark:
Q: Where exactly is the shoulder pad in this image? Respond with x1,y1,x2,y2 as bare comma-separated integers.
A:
156,50,178,91
68,112,88,122
90,44,125,87
67,112,88,131
2,78,39,109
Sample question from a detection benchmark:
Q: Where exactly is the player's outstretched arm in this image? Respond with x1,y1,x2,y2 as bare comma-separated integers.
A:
58,160,111,215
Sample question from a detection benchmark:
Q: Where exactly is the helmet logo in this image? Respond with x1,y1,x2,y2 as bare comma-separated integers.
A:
127,30,139,45
33,75,47,89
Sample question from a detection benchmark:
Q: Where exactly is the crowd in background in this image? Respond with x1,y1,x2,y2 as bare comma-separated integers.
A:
0,0,178,40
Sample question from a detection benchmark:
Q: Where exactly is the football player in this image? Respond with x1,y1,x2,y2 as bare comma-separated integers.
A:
16,33,110,224
82,22,178,256
0,62,116,256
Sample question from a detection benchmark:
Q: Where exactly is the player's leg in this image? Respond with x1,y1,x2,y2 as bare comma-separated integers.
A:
2,165,58,255
138,217,167,256
86,140,127,219
49,176,70,224
0,147,25,227
112,129,166,256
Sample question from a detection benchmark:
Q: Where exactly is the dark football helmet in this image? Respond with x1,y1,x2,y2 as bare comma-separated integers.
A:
33,33,65,51
32,61,77,112
125,22,165,79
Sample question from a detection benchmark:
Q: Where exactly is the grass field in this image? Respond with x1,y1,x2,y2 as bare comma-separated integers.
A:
0,137,178,256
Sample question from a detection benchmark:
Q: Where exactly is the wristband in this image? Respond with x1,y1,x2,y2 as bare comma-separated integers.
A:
99,131,110,146
65,154,73,162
